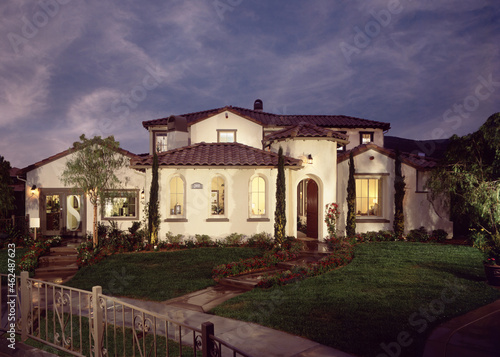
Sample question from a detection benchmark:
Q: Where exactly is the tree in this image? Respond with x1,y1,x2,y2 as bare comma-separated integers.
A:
346,152,356,237
0,156,16,219
148,151,160,245
427,113,500,260
61,135,127,247
274,146,286,246
393,149,406,237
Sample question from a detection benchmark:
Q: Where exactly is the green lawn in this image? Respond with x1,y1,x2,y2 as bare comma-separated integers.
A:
64,247,265,300
211,242,500,357
0,247,28,275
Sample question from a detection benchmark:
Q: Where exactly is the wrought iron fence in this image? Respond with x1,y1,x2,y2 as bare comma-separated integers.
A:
1,272,251,357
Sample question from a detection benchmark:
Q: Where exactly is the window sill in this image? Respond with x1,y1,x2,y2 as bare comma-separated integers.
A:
103,217,138,221
164,218,188,222
356,218,390,223
247,218,270,222
206,218,229,222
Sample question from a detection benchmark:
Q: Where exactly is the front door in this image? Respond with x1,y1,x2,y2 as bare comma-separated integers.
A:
306,180,319,238
41,190,85,237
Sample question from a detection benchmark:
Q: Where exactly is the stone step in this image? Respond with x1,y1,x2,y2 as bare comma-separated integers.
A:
38,255,78,267
218,277,257,291
49,246,77,255
35,263,79,275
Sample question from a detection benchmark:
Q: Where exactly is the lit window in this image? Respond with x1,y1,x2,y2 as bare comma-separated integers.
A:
218,130,236,143
250,176,266,216
356,179,381,216
103,192,137,219
211,177,225,215
360,132,374,145
155,132,168,152
170,176,184,215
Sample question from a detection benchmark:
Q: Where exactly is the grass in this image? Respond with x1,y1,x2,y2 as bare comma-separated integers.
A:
64,247,265,300
0,247,28,275
211,242,500,357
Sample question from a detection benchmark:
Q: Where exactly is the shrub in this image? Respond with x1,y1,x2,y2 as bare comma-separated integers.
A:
430,229,448,242
224,233,245,246
128,221,141,235
407,227,429,242
165,231,184,244
247,232,274,249
195,234,212,244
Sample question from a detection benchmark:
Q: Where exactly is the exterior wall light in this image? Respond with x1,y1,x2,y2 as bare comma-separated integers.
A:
307,154,313,164
30,185,37,196
141,189,145,200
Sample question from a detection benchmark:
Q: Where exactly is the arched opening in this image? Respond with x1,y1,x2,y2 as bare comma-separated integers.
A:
297,178,319,238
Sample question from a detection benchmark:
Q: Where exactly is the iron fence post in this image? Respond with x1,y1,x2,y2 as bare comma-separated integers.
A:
92,286,103,357
202,321,215,357
20,271,29,341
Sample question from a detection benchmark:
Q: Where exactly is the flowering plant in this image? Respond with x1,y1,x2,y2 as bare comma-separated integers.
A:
324,203,340,238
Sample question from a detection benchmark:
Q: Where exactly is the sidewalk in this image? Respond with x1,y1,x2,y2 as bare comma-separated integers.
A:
117,296,355,357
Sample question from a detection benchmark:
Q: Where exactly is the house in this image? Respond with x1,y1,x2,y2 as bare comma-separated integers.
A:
21,100,453,239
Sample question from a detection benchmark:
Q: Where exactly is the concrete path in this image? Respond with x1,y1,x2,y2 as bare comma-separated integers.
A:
117,296,355,357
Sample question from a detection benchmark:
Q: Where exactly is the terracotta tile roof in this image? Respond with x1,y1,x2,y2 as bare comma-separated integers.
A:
263,122,349,144
338,144,439,170
142,106,391,131
21,146,140,174
130,142,303,168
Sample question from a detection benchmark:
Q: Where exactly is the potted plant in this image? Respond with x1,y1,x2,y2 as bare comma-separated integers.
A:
473,229,500,286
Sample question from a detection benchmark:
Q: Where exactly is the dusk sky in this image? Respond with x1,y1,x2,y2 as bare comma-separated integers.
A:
1,0,499,168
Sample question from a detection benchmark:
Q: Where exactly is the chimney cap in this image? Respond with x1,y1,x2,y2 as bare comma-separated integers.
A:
254,99,263,111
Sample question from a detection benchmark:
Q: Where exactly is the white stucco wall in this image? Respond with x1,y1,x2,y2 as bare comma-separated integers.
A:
25,151,145,235
336,148,453,236
189,111,263,148
144,167,280,240
336,128,384,150
270,138,338,239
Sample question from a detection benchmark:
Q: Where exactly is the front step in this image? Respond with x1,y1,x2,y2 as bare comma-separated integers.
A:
49,246,78,255
38,255,78,267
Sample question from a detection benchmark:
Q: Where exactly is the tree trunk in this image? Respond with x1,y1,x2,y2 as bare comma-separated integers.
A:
93,203,98,247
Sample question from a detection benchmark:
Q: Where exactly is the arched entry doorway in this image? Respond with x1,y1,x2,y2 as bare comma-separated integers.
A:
297,178,319,238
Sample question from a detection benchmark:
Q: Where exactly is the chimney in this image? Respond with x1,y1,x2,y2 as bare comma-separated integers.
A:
254,99,263,111
166,115,189,150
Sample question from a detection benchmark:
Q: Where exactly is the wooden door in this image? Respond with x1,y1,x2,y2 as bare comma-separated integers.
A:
306,180,318,238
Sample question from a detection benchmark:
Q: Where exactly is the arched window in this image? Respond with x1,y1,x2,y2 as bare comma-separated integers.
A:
250,176,266,216
211,176,225,215
169,176,184,216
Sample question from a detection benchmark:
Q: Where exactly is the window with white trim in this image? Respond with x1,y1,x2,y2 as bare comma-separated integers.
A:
356,178,382,216
169,176,184,216
102,191,138,219
211,176,225,215
218,130,236,143
250,176,266,216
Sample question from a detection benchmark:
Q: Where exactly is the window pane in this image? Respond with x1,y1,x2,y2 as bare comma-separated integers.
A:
251,177,265,216
356,178,381,216
211,177,225,215
219,131,235,143
170,177,184,215
103,193,136,218
156,133,168,152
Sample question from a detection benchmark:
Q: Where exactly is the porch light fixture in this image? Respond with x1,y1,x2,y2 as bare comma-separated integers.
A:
31,184,37,191
307,154,313,164
141,189,145,200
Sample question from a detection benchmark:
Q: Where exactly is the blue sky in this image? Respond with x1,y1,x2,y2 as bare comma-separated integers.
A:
1,0,499,168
